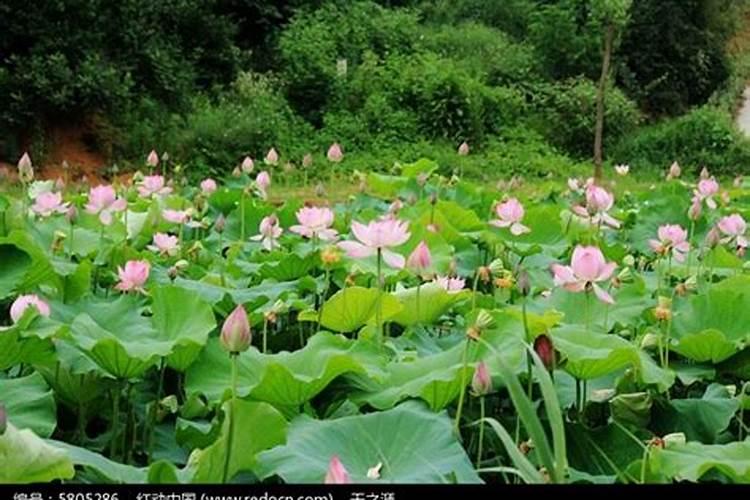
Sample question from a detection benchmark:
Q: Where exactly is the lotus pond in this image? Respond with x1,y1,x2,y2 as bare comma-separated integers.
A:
1,156,750,484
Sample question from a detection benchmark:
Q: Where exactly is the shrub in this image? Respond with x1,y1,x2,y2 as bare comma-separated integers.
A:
534,78,642,158
278,1,422,124
611,106,750,176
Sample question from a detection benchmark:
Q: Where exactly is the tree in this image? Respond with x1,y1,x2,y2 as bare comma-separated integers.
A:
592,0,631,180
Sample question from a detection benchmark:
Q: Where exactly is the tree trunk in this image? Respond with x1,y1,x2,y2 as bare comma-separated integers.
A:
594,22,615,181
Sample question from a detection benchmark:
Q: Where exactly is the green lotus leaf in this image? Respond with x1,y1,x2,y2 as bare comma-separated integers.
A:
0,372,57,437
648,441,750,483
0,424,75,483
256,401,481,484
190,400,287,482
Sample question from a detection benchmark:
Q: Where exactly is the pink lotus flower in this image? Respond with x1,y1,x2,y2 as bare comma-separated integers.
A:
148,233,180,256
572,184,620,228
85,185,127,225
338,218,411,269
694,177,719,209
406,241,432,273
265,148,279,166
471,361,492,396
256,171,271,199
220,304,251,353
241,156,254,173
327,143,344,163
138,175,172,198
147,150,159,167
10,294,51,323
290,206,338,241
718,214,748,249
324,456,350,484
115,260,151,293
614,164,630,176
162,209,189,225
667,161,681,180
200,178,218,196
649,224,690,262
457,141,470,156
490,198,530,235
251,214,283,251
434,275,466,293
31,191,69,217
551,246,617,304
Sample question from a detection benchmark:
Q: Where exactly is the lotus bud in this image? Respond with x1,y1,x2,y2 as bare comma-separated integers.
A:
320,246,341,266
241,156,254,173
471,361,492,396
214,215,226,234
639,333,658,350
534,334,556,371
517,270,530,296
700,167,710,179
302,153,313,168
18,152,34,183
457,141,470,156
324,456,350,484
0,404,5,435
327,143,344,163
147,150,159,167
220,304,251,354
663,432,686,447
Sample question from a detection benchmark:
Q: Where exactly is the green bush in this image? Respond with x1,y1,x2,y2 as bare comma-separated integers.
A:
279,1,422,124
535,78,642,158
611,106,750,176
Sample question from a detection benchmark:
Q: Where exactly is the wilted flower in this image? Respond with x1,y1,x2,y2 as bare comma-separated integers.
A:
200,178,217,196
17,152,33,183
490,198,530,235
457,141,470,156
471,361,492,396
220,304,251,354
324,456,350,484
338,218,411,269
115,260,151,293
241,156,254,173
406,241,432,275
10,294,51,323
694,177,719,209
290,206,338,241
138,175,172,198
649,224,690,262
667,161,681,180
251,214,283,251
148,233,180,256
265,148,279,166
717,214,748,250
327,143,344,163
85,185,127,225
614,164,630,176
551,245,617,304
434,275,466,293
31,191,69,217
